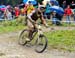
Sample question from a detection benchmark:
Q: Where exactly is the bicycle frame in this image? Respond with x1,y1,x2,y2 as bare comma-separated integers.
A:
32,25,44,40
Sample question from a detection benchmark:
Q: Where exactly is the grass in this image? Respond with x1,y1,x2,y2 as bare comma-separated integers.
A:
0,25,25,34
0,16,26,33
45,30,75,52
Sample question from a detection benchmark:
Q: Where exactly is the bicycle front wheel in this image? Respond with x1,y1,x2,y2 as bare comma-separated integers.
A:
18,29,29,45
35,35,48,53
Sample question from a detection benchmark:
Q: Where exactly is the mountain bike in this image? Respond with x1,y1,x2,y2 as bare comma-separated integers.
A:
18,25,48,53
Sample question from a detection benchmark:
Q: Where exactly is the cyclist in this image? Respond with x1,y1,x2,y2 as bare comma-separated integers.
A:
26,1,48,41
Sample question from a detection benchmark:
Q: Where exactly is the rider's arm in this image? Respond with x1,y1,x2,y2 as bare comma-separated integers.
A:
40,13,48,27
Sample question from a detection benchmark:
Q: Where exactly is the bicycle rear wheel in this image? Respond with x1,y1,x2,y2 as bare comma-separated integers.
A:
18,29,29,45
35,35,48,53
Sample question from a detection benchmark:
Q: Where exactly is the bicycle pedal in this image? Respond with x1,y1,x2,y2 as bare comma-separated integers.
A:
26,43,32,47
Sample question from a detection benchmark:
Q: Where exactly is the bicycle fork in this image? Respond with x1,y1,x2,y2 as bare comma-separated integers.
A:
37,29,43,43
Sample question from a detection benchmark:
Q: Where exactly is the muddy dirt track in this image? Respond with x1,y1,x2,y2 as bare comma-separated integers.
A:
0,27,75,58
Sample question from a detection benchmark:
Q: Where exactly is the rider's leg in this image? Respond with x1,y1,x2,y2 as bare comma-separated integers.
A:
26,10,36,41
28,27,34,40
24,17,27,25
26,19,34,41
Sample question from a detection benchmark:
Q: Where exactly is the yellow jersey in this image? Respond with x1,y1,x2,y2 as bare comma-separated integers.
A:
27,5,35,14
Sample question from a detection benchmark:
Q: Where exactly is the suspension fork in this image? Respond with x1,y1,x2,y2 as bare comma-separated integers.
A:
37,28,44,40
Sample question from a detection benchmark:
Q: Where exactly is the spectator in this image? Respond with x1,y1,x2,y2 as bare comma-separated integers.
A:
0,10,4,19
70,1,75,9
73,9,75,21
62,1,67,10
26,1,35,21
51,10,63,25
20,8,25,16
4,9,12,20
24,4,28,15
50,1,55,6
56,13,63,25
70,1,75,17
52,11,58,25
14,7,20,18
45,2,51,19
65,5,72,24
11,8,15,19
55,1,59,6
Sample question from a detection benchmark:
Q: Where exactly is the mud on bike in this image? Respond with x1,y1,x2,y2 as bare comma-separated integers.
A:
18,24,48,53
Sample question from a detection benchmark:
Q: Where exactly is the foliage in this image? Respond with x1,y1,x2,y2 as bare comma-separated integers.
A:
0,0,23,6
36,0,43,4
0,0,44,6
0,0,74,6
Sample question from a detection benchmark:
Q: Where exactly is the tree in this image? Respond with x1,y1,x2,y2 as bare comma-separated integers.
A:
36,0,44,4
0,0,23,6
